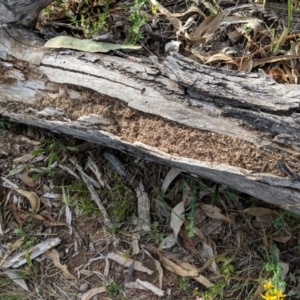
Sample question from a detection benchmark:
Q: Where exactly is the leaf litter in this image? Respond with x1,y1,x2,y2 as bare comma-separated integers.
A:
41,0,300,83
0,124,300,299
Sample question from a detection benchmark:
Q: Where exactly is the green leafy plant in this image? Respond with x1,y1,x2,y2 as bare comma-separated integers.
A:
195,279,227,300
67,179,99,216
125,0,147,44
106,281,122,298
0,116,11,135
172,277,191,292
260,244,286,300
273,210,300,229
186,186,198,237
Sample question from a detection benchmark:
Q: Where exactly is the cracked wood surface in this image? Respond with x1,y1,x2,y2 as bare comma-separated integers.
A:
1,24,300,213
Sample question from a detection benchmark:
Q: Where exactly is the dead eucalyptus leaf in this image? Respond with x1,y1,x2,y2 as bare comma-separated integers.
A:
253,55,300,68
159,234,177,249
136,279,164,296
200,242,218,273
242,207,278,217
179,227,198,256
143,248,163,289
107,252,153,274
159,254,199,277
272,227,292,243
279,261,289,281
169,255,200,273
265,67,288,83
44,36,141,53
45,249,76,280
170,201,185,238
16,189,40,213
21,171,35,188
150,0,206,18
81,287,106,300
239,56,253,72
205,53,237,65
4,269,29,291
193,274,214,287
185,33,207,46
200,204,235,224
162,168,182,194
194,13,226,42
245,19,262,39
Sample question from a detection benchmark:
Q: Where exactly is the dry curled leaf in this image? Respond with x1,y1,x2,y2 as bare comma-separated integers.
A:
143,248,163,289
161,168,182,193
45,249,76,280
16,189,40,213
242,207,278,217
265,67,288,83
200,204,235,224
21,171,35,188
179,227,198,256
158,253,199,277
81,287,106,300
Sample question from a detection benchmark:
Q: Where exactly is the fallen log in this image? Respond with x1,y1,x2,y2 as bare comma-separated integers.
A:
1,0,300,213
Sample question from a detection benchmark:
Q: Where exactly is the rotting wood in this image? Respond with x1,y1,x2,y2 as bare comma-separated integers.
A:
1,1,300,214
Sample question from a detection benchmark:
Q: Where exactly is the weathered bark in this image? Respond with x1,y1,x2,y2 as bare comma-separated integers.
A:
0,0,54,27
1,1,300,213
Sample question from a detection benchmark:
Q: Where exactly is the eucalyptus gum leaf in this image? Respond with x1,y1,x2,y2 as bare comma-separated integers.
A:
44,36,141,52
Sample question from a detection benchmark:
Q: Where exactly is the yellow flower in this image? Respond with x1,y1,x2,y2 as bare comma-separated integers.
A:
261,292,277,300
261,288,287,300
263,281,274,290
273,289,286,299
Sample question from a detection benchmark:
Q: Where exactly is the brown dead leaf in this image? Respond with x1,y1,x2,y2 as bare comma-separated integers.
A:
21,171,35,188
179,227,198,257
143,248,163,289
170,254,200,273
242,207,278,217
158,253,199,277
9,203,23,226
184,33,207,46
272,227,292,243
236,231,243,248
205,53,237,65
238,56,253,72
194,13,226,40
81,287,106,300
252,54,300,68
193,274,214,287
45,249,76,280
265,67,288,83
16,189,40,213
200,204,235,224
